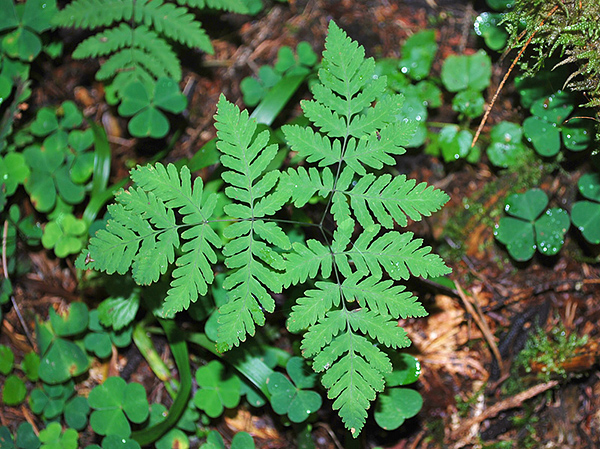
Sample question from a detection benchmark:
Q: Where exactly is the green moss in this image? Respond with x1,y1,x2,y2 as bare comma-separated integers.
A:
504,0,600,134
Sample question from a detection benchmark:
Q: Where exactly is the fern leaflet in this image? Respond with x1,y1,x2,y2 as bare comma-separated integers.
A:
214,95,290,351
85,164,220,317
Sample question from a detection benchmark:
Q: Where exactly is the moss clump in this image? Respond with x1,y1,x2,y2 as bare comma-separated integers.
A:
504,1,600,117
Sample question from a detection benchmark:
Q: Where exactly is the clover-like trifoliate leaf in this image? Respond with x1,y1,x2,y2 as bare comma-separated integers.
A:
64,396,90,431
39,422,78,449
49,302,88,337
119,78,186,138
0,344,14,374
0,152,30,196
267,357,322,423
571,173,600,244
199,431,255,449
399,29,437,81
385,353,422,387
486,121,528,168
97,435,141,449
38,338,89,385
503,188,548,221
193,360,241,418
88,377,149,438
155,429,189,449
22,351,40,381
374,388,423,431
441,50,491,92
153,78,187,113
16,422,40,449
495,189,568,261
2,374,27,405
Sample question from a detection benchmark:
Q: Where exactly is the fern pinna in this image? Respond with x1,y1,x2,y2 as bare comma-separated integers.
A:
80,21,450,436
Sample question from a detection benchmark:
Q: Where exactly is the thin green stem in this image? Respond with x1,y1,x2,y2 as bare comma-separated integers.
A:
131,317,191,446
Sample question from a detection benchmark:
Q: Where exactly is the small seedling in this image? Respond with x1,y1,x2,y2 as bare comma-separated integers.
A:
474,11,509,51
398,29,437,81
494,188,569,261
571,172,600,244
441,50,492,93
267,356,322,423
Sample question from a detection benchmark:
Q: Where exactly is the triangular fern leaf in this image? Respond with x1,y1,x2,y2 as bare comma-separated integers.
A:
85,163,220,315
86,188,177,285
134,0,213,54
341,273,427,319
73,24,181,81
52,0,133,28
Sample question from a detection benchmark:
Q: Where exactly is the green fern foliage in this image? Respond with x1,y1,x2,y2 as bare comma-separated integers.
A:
80,20,450,437
53,0,248,98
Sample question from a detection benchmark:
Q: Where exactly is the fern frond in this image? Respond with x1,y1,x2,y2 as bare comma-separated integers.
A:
73,23,132,58
175,0,249,13
73,24,182,80
134,0,213,54
214,95,288,350
52,0,133,28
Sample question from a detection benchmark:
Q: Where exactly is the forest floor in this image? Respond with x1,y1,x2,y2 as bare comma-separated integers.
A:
2,0,600,448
